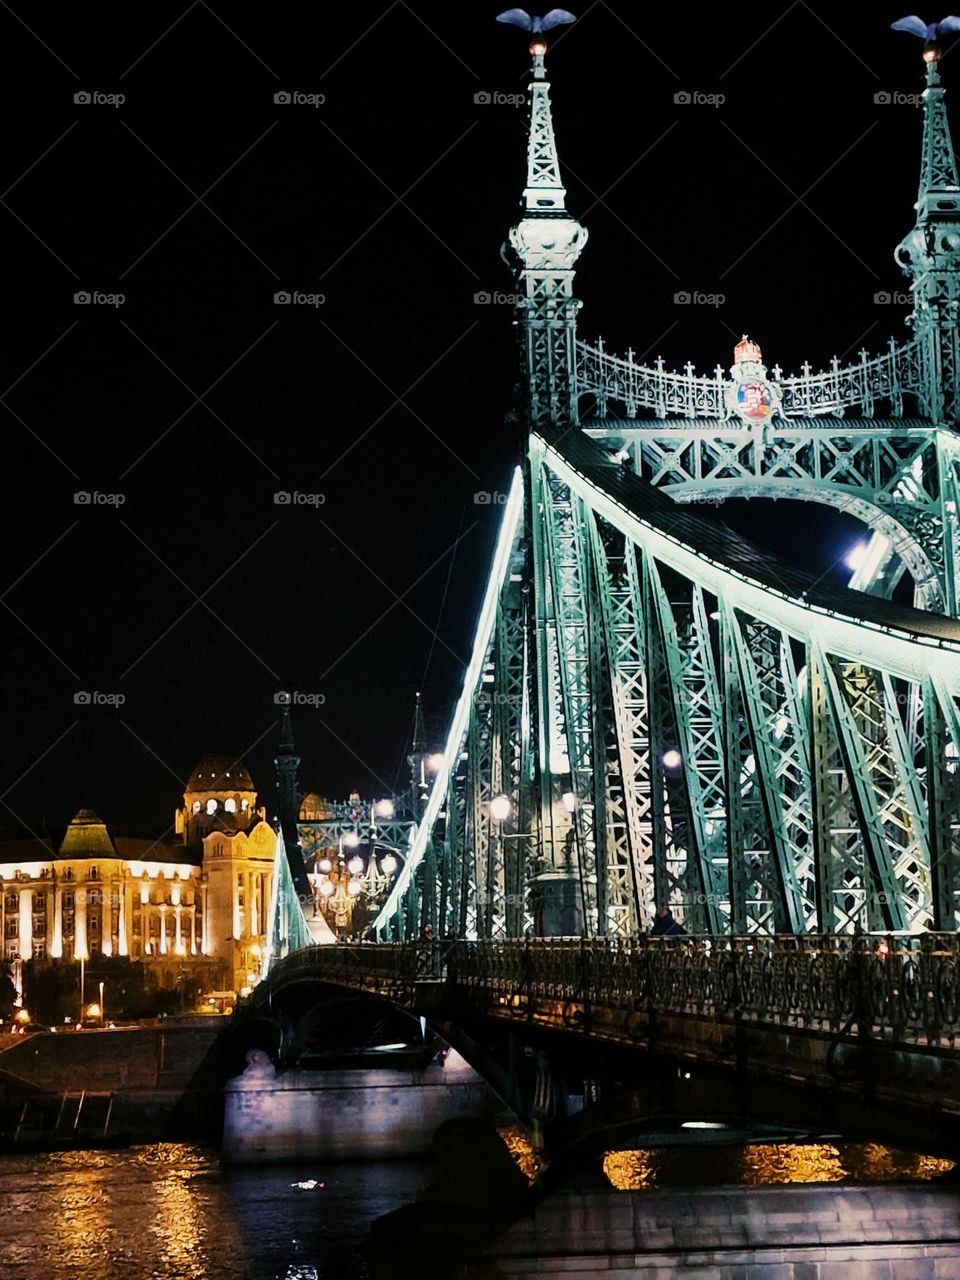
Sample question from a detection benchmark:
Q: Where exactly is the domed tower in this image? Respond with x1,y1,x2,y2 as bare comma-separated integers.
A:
176,754,260,847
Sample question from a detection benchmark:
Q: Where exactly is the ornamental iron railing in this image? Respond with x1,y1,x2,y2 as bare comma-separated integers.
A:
250,935,960,1052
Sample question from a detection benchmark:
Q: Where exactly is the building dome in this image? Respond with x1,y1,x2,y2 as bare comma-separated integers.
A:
185,755,256,794
59,808,118,858
300,792,334,820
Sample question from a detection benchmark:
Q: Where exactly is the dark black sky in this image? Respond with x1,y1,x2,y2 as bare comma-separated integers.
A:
0,3,940,839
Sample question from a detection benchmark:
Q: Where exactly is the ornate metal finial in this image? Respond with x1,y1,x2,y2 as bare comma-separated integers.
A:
734,334,762,365
891,15,960,63
496,8,576,76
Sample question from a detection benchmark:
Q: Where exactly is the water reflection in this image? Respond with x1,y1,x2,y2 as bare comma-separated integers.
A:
0,1144,434,1280
602,1142,955,1190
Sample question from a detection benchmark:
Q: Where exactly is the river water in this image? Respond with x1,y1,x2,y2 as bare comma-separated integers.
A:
2,1138,955,1279
0,1145,434,1280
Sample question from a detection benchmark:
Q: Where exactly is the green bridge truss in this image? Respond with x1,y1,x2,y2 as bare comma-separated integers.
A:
267,25,960,967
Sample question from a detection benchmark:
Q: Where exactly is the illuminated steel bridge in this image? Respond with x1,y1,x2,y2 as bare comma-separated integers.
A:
265,25,960,966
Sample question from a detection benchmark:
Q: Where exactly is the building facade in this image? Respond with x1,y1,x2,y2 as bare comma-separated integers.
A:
0,754,276,998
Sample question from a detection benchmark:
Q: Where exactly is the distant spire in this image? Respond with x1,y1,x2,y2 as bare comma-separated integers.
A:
408,691,428,808
274,698,305,896
412,690,426,753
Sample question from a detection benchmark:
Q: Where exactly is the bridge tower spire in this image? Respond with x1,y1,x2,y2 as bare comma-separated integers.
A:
273,699,309,897
503,14,588,428
896,40,960,423
407,690,429,810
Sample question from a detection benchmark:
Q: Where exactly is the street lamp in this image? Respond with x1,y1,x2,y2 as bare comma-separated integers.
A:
489,795,512,821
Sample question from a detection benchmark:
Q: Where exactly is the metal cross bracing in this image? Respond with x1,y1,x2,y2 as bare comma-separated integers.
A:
358,25,960,946
264,23,960,962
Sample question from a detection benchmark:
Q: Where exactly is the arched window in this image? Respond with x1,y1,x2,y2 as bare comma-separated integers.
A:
192,800,202,814
224,798,237,813
206,798,218,815
241,798,249,812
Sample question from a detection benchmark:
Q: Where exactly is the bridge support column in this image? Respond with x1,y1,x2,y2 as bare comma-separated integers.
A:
535,870,582,936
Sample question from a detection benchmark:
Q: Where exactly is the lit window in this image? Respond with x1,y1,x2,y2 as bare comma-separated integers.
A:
192,800,202,814
224,798,236,813
206,799,218,815
241,799,249,812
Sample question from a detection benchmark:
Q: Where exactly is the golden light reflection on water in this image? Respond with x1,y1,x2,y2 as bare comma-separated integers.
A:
154,1162,208,1279
602,1143,955,1190
497,1123,544,1183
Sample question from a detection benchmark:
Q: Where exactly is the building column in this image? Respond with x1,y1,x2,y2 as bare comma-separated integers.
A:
175,905,183,955
159,905,168,955
18,886,31,963
74,886,88,961
50,878,63,959
201,883,209,955
118,872,129,957
190,906,197,955
249,870,258,937
232,870,241,943
101,878,112,956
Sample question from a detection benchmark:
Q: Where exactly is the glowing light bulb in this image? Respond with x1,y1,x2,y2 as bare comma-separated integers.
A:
489,795,512,821
347,855,364,875
380,854,398,875
317,857,332,874
426,752,445,773
319,880,335,898
347,878,362,897
662,749,682,770
342,831,360,849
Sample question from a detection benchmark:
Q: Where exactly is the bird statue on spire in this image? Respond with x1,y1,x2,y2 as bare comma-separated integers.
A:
892,15,960,61
496,9,576,35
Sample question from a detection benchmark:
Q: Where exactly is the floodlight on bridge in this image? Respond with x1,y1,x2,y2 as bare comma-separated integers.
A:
490,795,513,821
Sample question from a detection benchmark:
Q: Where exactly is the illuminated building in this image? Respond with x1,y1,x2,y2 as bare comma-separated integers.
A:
0,753,276,997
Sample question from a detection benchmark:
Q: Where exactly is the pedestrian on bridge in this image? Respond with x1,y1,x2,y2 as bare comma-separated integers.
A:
650,904,685,937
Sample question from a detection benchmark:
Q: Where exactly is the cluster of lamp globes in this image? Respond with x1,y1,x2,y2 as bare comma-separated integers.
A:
312,799,401,903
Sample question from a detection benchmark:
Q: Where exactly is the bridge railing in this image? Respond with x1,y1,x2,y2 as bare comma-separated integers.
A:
251,935,960,1050
445,935,960,1049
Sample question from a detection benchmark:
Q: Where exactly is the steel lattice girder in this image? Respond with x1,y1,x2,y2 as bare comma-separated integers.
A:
586,421,960,615
372,430,960,939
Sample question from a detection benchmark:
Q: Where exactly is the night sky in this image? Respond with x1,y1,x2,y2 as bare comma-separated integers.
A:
0,4,942,840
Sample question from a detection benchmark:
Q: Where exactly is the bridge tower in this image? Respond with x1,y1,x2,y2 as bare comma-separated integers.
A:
897,40,960,424
505,30,588,429
273,702,309,899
